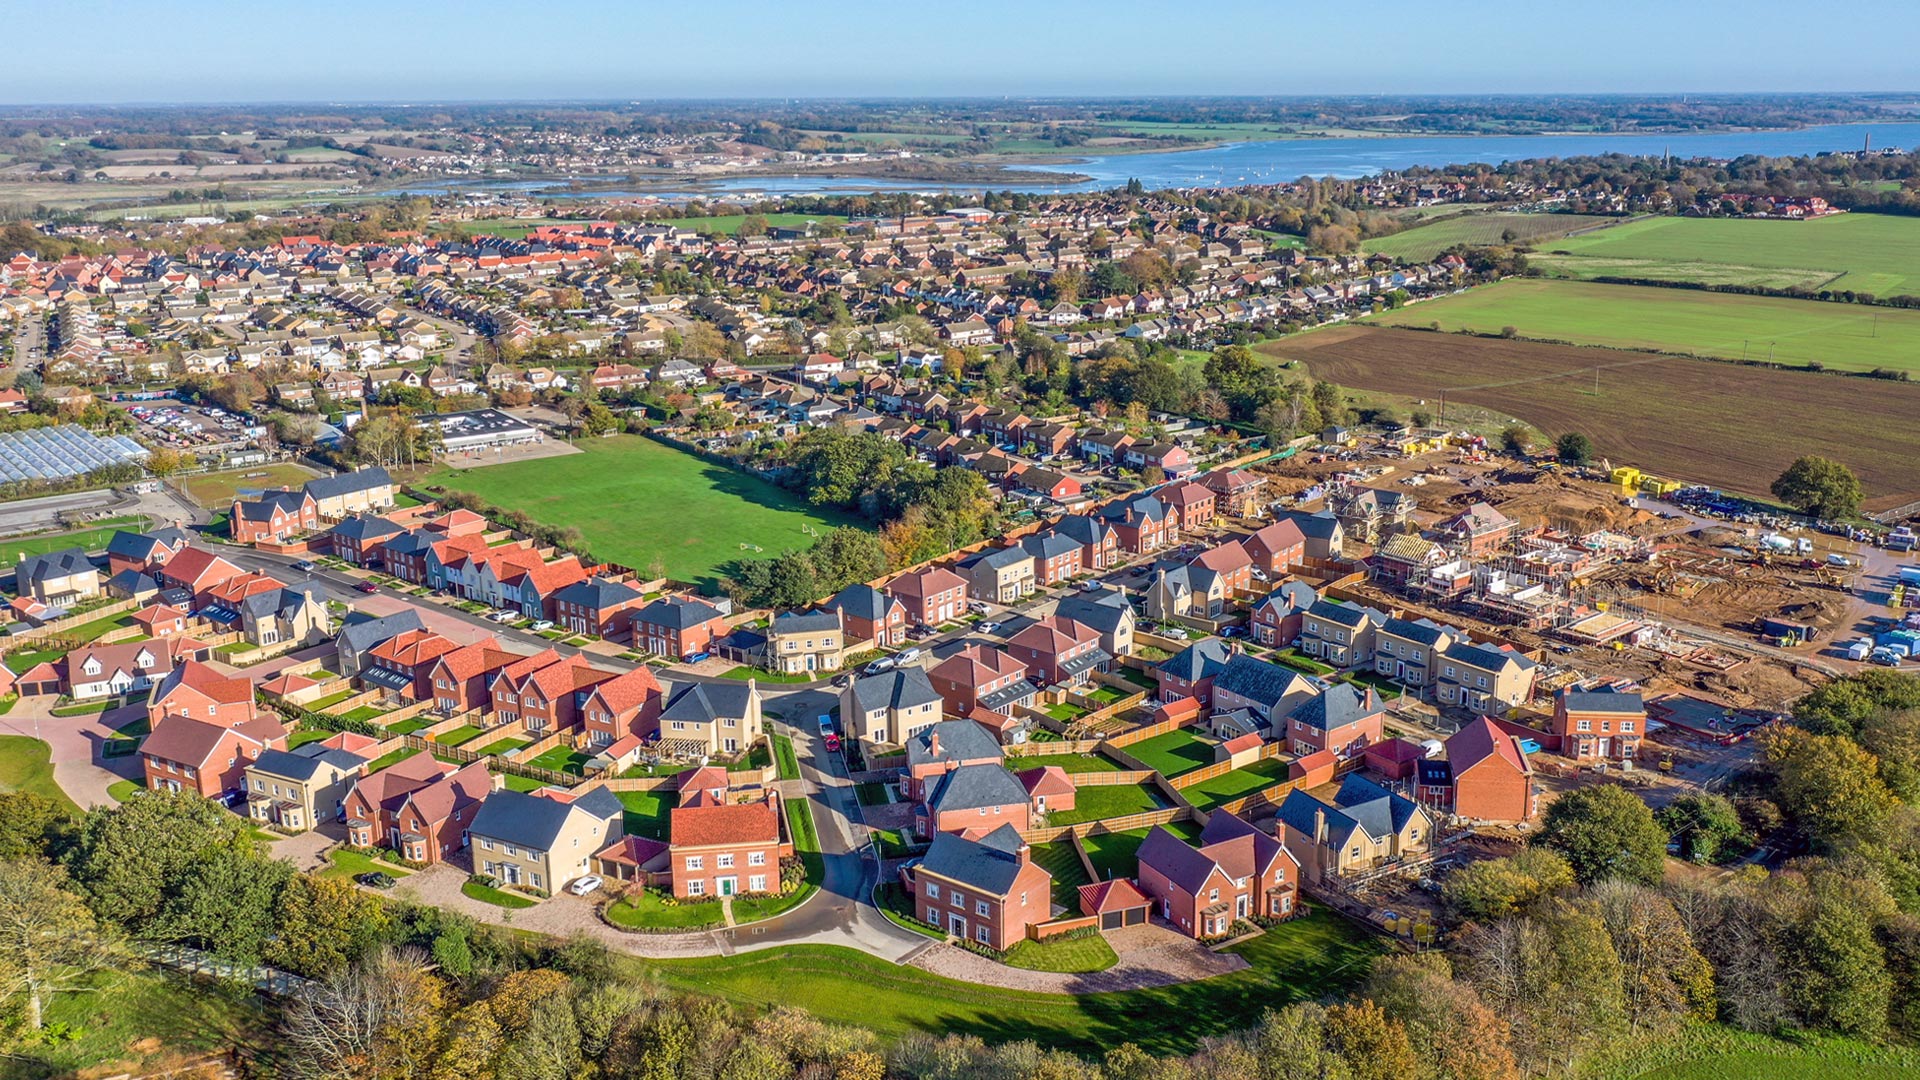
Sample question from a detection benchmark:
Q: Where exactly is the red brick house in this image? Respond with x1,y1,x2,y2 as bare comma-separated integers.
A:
130,602,191,639
363,628,459,700
1018,532,1084,586
580,666,665,752
666,795,790,899
425,637,520,713
229,488,318,544
551,577,647,640
905,824,1053,950
1017,765,1076,815
1436,502,1521,556
1252,580,1319,648
343,755,492,864
1242,519,1306,576
1285,684,1386,758
629,595,727,658
141,711,287,799
1159,480,1217,533
1550,690,1645,763
146,659,256,727
154,547,245,605
1136,813,1299,938
1199,467,1266,517
1100,494,1174,554
928,644,1038,719
1005,614,1106,688
886,566,969,627
1415,717,1536,823
825,583,908,648
491,651,608,734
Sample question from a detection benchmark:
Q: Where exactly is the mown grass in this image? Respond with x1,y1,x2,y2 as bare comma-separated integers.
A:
1042,784,1168,826
1002,933,1118,974
0,735,78,812
1535,212,1920,296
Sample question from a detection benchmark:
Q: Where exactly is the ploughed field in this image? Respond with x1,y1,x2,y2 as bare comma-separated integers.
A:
1265,326,1920,510
1371,278,1920,374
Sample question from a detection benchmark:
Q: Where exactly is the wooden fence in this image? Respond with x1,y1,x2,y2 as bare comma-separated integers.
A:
1134,629,1199,654
1069,769,1156,787
13,596,136,641
1167,740,1285,791
1106,706,1200,750
1005,737,1107,758
1022,805,1193,845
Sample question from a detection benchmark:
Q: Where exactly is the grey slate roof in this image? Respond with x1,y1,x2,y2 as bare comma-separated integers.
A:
1307,599,1376,628
469,786,623,850
1276,510,1342,540
1379,617,1451,647
330,514,405,542
1019,532,1080,562
848,667,942,714
632,593,720,627
1559,690,1644,713
1290,683,1383,732
304,467,392,502
660,680,755,724
252,744,364,781
1055,589,1133,637
15,547,94,590
1213,653,1307,708
772,610,841,634
826,583,898,622
927,763,1030,815
918,824,1030,896
965,545,1035,572
1051,515,1110,548
905,719,1004,769
105,530,164,561
1158,637,1232,682
1442,640,1536,673
1136,825,1222,893
338,608,425,654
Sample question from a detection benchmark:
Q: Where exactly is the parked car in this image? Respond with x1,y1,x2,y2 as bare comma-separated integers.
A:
817,715,837,737
895,647,923,664
969,601,991,615
977,621,1001,635
355,581,379,594
863,657,897,676
530,620,555,632
356,872,396,889
1079,580,1103,592
568,875,604,896
824,732,842,752
292,559,316,572
681,651,710,663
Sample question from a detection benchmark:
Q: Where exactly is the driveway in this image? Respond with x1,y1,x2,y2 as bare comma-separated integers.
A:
0,695,143,809
908,924,1248,992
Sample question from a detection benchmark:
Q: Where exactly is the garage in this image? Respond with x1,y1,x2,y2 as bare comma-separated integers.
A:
1078,878,1152,930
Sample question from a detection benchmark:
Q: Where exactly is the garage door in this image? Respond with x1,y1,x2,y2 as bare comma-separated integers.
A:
1124,906,1147,926
1101,911,1124,931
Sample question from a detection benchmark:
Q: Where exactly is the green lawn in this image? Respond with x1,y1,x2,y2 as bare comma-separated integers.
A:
321,847,412,881
17,968,267,1080
526,746,594,775
305,688,357,710
1361,212,1616,262
1043,784,1168,826
1372,278,1920,374
771,732,800,783
287,728,334,750
50,699,114,717
384,716,434,736
106,778,146,803
1181,758,1291,811
1124,728,1216,777
423,435,863,589
433,723,485,746
6,647,65,674
54,610,139,645
1009,753,1128,776
617,789,676,840
1002,933,1118,974
855,781,892,805
339,704,391,724
180,463,320,508
726,742,772,772
605,888,725,931
0,519,146,570
499,773,557,793
363,746,422,773
639,909,1382,1057
875,881,945,939
463,879,538,909
1532,212,1920,295
653,212,848,236
1618,1028,1920,1079
1080,820,1203,882
1029,839,1093,909
0,736,79,812
475,736,532,756
722,666,818,683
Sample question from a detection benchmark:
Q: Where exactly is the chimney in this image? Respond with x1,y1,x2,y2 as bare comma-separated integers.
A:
1314,808,1327,844
1016,839,1031,865
929,730,941,757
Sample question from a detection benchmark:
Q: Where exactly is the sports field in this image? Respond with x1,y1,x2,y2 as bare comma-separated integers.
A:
1530,212,1920,295
1373,278,1920,373
421,436,862,588
652,212,847,236
1363,213,1616,262
181,463,322,508
1267,325,1920,508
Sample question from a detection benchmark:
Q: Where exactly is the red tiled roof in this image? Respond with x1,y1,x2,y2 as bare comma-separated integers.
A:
1078,877,1150,916
1017,765,1075,798
672,800,779,847
589,667,662,715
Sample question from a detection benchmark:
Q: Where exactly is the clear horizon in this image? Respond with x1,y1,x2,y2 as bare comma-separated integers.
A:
4,0,1917,105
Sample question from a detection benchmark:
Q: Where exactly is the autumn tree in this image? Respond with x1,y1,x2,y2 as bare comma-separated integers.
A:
1364,953,1519,1080
282,947,448,1080
1582,879,1717,1029
1764,726,1897,849
1442,847,1575,922
266,873,392,979
1535,783,1668,886
0,859,120,1031
1323,1000,1418,1080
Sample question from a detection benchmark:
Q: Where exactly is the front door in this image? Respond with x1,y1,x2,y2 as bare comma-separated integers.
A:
719,877,737,897
501,864,521,885
949,913,966,937
1598,737,1612,757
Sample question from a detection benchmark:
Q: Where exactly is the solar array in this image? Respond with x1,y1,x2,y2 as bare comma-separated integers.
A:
0,425,150,484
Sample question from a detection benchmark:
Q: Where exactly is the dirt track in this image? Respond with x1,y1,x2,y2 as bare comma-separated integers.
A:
1266,327,1920,510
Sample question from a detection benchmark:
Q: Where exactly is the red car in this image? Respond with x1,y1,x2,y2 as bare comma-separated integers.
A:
355,581,379,594
823,733,842,752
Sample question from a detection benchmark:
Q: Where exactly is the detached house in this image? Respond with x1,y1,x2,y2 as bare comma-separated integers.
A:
928,644,1038,724
843,666,944,748
140,710,288,800
886,566,969,627
1277,774,1434,885
765,609,845,675
1137,813,1300,938
1549,690,1645,763
246,740,368,832
343,754,492,865
666,794,789,899
15,547,99,606
470,787,626,896
657,679,763,757
1416,717,1536,824
904,824,1052,950
825,583,908,648
1005,614,1108,688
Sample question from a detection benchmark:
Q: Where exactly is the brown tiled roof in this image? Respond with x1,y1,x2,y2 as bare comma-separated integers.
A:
672,801,779,848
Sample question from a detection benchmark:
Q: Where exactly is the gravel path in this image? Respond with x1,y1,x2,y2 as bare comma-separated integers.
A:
908,928,1247,993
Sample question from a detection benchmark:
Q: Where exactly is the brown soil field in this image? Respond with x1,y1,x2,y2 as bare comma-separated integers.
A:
1265,326,1920,510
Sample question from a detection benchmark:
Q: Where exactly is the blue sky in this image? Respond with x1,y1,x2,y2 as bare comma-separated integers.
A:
4,0,1917,103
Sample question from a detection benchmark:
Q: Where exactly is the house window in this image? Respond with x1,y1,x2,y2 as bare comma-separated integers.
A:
924,882,940,900
684,856,703,870
976,925,990,944
975,900,989,917
1576,720,1591,732
717,853,735,869
688,880,705,896
748,851,766,866
1621,721,1635,732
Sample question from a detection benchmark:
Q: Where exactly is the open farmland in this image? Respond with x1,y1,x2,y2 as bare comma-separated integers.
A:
1361,213,1617,262
421,435,862,589
1372,278,1920,373
1530,213,1920,295
1265,325,1920,509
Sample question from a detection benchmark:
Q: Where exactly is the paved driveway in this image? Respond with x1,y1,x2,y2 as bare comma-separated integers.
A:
0,695,142,809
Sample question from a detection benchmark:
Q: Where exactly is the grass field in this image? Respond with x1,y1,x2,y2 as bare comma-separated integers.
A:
1004,752,1128,774
1181,758,1291,811
1043,784,1167,827
1608,1027,1920,1079
1531,212,1920,295
1268,325,1920,508
1373,278,1920,374
639,910,1383,1057
1002,933,1117,973
1080,820,1204,881
181,463,322,508
617,789,676,840
1124,728,1216,777
655,212,847,235
0,517,146,569
1363,213,1617,262
0,735,79,812
423,436,862,589
16,968,267,1079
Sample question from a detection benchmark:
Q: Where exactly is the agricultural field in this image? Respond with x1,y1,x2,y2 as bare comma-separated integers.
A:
1266,325,1920,510
652,212,848,235
0,516,147,569
421,436,861,588
1530,212,1920,295
1372,278,1920,374
1362,213,1618,262
180,462,323,508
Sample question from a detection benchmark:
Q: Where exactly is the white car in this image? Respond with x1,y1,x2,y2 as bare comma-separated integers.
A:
568,875,604,896
530,620,555,632
969,601,991,615
895,647,923,664
863,657,897,676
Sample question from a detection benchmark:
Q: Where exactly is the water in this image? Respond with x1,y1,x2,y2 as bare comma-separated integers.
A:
401,121,1920,200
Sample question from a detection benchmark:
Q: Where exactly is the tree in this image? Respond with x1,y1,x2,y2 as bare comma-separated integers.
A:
63,790,266,935
1247,1003,1347,1080
143,445,190,479
1460,901,1626,1074
282,948,448,1080
267,874,392,978
1535,784,1667,886
1772,455,1864,519
1794,870,1895,1037
1499,424,1531,455
1364,953,1519,1080
1764,727,1897,849
0,859,120,1031
1323,1000,1418,1080
0,790,71,861
1555,431,1595,466
1657,792,1748,863
1442,847,1575,922
1583,879,1717,1029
